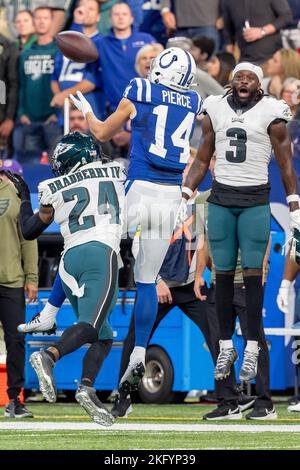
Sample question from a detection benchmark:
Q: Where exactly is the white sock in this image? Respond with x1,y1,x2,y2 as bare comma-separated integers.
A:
129,346,146,366
40,302,59,322
245,340,259,353
220,339,234,350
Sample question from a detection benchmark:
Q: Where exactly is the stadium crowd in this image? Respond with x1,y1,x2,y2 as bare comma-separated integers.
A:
0,0,300,164
1,0,300,421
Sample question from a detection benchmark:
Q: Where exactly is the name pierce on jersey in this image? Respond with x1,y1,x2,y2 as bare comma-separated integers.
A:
47,165,121,195
161,90,192,109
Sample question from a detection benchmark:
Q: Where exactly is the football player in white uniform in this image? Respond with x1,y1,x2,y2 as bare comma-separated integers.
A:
5,132,125,426
180,62,300,383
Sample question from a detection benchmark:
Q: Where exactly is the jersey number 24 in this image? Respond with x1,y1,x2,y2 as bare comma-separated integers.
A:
62,181,119,234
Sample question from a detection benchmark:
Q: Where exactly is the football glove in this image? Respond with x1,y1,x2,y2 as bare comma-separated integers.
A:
4,170,30,201
290,209,300,232
69,91,93,117
276,279,291,314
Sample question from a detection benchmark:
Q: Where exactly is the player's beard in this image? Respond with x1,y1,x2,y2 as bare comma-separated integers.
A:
232,87,258,106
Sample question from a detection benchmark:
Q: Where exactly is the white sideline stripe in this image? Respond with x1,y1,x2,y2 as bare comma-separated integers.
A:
1,422,300,432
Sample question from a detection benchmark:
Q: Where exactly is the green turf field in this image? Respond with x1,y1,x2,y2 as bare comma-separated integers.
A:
1,402,300,450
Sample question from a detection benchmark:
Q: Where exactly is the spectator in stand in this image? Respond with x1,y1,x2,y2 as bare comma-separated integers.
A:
0,160,38,419
222,0,293,65
4,1,70,38
51,0,105,122
281,78,300,119
264,48,300,98
13,6,62,163
140,0,166,45
15,10,36,51
135,42,164,78
0,34,19,159
161,0,222,52
207,51,236,87
69,106,90,133
94,2,155,113
72,0,144,36
281,0,300,50
281,78,300,159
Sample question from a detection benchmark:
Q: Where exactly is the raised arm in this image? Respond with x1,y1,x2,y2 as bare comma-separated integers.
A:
70,91,135,142
183,115,215,199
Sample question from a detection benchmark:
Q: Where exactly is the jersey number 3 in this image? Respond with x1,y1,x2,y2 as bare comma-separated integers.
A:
62,182,119,234
225,128,247,163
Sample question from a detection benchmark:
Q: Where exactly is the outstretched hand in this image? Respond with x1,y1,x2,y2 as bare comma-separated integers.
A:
69,91,93,117
4,170,30,201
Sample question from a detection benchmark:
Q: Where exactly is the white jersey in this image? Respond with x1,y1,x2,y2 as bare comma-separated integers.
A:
38,161,126,254
203,94,292,186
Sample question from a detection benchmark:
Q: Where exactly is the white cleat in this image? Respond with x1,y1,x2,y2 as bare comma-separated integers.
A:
119,361,145,393
288,402,300,412
18,312,56,335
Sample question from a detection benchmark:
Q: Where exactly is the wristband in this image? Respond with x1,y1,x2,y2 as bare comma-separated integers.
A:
281,279,292,288
286,194,299,204
182,186,193,198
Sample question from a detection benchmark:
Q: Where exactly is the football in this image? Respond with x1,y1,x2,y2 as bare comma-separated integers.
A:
55,31,99,63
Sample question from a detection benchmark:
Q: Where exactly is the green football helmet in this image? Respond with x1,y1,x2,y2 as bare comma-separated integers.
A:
51,132,103,176
290,229,300,265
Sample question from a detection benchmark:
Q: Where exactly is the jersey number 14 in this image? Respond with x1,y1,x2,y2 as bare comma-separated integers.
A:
149,105,195,161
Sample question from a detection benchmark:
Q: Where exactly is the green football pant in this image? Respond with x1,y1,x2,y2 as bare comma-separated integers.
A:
207,203,270,271
61,241,118,341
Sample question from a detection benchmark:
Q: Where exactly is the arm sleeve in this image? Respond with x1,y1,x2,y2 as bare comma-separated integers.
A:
48,273,66,307
271,0,293,31
5,40,19,120
19,222,39,286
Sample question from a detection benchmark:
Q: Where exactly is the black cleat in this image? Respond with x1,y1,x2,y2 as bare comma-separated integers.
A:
239,349,260,382
4,398,33,418
119,362,145,393
75,384,115,426
29,350,57,403
246,406,277,420
203,404,242,421
214,347,238,380
111,393,132,418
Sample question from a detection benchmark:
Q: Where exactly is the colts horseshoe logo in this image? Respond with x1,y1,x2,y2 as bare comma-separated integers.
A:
159,50,178,69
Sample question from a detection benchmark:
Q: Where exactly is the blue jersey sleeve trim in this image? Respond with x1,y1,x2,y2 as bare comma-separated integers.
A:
182,51,192,87
124,78,151,103
196,92,203,114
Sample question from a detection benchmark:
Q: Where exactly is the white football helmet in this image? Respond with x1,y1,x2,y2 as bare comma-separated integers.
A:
149,47,196,92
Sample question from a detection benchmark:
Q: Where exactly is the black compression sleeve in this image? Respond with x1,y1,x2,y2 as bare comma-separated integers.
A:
20,200,51,240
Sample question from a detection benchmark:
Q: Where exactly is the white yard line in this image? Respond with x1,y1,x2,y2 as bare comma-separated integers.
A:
1,422,300,432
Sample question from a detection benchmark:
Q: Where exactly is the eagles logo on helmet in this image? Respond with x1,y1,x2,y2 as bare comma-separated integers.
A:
51,131,111,177
290,229,300,265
